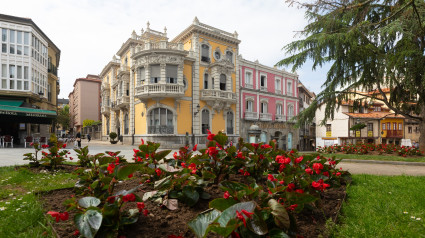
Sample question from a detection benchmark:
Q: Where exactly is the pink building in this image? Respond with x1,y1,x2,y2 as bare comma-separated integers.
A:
239,58,299,150
69,75,101,133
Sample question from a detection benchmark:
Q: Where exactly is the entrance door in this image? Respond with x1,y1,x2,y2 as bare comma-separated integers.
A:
287,133,293,150
260,132,267,143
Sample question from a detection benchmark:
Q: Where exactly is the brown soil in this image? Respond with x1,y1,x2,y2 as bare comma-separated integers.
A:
19,164,78,173
40,177,346,238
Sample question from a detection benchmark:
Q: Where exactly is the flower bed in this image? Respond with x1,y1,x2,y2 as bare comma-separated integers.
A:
27,131,350,237
317,143,424,157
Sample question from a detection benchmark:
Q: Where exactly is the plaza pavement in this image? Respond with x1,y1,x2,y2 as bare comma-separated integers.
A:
1,140,425,176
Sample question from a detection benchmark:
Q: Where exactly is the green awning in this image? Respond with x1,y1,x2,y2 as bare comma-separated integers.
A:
0,100,56,119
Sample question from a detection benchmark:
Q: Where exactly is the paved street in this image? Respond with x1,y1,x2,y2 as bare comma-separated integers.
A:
1,140,425,176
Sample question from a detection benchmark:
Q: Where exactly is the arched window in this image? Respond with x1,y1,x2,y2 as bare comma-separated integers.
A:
148,108,174,134
204,73,209,89
124,113,129,135
220,74,226,91
201,44,210,63
201,109,210,134
226,111,234,135
288,104,294,120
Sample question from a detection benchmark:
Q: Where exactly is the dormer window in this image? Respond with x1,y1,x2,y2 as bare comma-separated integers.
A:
201,44,210,63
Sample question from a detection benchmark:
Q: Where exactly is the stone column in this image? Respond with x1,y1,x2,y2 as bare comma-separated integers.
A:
130,65,135,139
160,63,166,84
192,34,201,135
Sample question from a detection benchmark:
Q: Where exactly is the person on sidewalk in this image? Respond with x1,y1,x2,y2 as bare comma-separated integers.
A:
87,134,91,142
76,132,81,148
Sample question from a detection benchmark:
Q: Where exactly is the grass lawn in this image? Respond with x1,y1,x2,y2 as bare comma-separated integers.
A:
332,174,425,237
320,153,425,163
0,166,77,237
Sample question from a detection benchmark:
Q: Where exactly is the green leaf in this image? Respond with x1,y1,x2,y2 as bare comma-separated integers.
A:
182,186,200,207
214,133,228,146
202,171,217,180
247,213,268,235
209,198,238,211
268,228,290,238
74,209,103,238
154,150,171,161
116,164,144,180
217,201,256,227
226,146,237,155
188,209,221,238
78,197,101,208
209,219,239,237
142,191,158,201
98,157,116,166
268,199,290,229
201,191,211,200
220,181,249,193
154,175,172,190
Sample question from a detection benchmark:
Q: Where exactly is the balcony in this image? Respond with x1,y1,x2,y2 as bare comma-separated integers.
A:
259,113,272,121
135,84,184,100
116,95,130,108
385,130,403,138
101,105,110,115
244,112,258,120
200,89,237,104
275,114,286,122
148,125,174,134
101,82,110,91
201,56,211,63
117,65,130,77
260,86,267,91
110,101,120,111
48,62,58,77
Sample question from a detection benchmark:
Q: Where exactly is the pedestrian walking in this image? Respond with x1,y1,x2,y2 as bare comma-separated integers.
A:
87,134,91,142
76,132,81,148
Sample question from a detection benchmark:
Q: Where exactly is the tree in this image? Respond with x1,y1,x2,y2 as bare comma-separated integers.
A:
57,105,70,130
277,0,425,150
83,119,96,127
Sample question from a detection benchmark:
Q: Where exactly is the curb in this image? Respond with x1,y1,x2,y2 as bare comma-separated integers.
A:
342,159,425,167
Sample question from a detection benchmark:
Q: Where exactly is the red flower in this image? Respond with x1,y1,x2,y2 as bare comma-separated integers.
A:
173,152,178,160
122,193,136,202
236,210,247,227
207,130,215,141
107,196,116,204
267,174,277,182
288,204,298,211
60,212,69,221
188,163,197,174
231,232,241,238
193,144,198,151
155,168,162,176
241,209,254,218
336,172,341,176
279,180,284,185
143,209,149,216
107,163,115,174
62,144,67,148
73,230,80,236
305,168,313,175
30,142,34,146
283,158,291,164
141,139,144,145
207,147,218,156
287,183,295,192
137,202,145,212
295,156,303,164
323,171,329,177
236,151,245,159
295,189,304,194
168,235,183,238
47,211,68,222
312,163,324,174
223,191,230,199
261,144,272,149
128,173,133,178
70,157,73,160
42,144,49,149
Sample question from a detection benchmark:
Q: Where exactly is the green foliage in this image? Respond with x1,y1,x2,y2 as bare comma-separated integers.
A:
83,119,96,127
109,132,118,141
277,0,425,128
57,105,70,130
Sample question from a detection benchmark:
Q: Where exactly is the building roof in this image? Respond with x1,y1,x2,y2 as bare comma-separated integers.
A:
73,75,101,87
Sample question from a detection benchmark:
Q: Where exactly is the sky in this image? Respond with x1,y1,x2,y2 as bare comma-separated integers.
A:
2,0,330,98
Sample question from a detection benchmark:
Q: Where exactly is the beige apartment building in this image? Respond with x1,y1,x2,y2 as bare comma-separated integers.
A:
69,74,101,133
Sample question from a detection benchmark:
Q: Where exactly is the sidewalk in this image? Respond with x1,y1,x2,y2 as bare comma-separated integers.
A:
1,140,425,176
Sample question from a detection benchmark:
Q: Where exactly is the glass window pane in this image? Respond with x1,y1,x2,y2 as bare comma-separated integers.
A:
24,81,28,90
1,29,6,42
17,80,22,90
9,65,15,78
17,31,22,44
24,46,29,56
17,45,22,55
10,80,14,89
1,43,6,53
1,79,6,88
1,64,6,77
17,66,22,79
10,44,15,54
24,32,29,45
9,30,15,43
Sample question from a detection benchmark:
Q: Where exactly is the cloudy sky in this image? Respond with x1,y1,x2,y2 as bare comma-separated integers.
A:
3,0,330,98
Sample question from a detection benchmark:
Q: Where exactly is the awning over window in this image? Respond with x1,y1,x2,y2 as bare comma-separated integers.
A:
0,100,56,123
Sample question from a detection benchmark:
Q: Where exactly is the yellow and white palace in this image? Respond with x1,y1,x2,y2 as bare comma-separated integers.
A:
100,18,239,147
